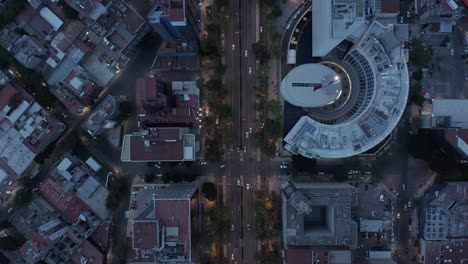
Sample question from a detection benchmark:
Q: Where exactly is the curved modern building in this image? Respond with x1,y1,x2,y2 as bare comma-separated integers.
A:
282,0,409,159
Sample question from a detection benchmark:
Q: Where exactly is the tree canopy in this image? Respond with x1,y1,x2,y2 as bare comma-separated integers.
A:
202,182,218,201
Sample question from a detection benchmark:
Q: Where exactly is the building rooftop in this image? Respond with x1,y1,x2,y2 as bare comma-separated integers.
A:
39,178,90,223
281,63,343,108
281,182,358,248
444,128,468,159
121,128,195,162
10,195,64,240
81,95,118,136
127,183,197,263
421,239,468,264
311,0,367,57
429,99,468,128
0,83,64,176
423,183,468,240
286,249,352,264
148,0,186,25
283,21,409,158
70,239,104,264
152,40,199,72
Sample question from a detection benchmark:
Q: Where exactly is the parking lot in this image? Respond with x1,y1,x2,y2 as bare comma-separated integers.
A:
419,22,468,99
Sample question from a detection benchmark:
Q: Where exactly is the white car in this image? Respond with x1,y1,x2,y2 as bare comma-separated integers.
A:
244,50,248,57
400,16,404,23
246,131,249,139
246,184,250,191
408,201,412,207
231,225,234,231
404,204,408,210
259,26,263,33
243,146,247,152
402,184,406,191
248,67,252,74
237,179,241,186
407,10,410,18
200,161,207,165
231,253,234,260
397,213,401,219
249,127,253,133
232,44,235,50
450,49,454,56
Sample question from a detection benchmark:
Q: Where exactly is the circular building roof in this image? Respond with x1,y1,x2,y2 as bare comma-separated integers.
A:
281,63,342,108
282,22,410,159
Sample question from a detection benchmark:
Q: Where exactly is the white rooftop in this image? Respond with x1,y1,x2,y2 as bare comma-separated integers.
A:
284,21,409,158
280,63,342,108
312,0,367,57
86,157,102,172
432,99,468,128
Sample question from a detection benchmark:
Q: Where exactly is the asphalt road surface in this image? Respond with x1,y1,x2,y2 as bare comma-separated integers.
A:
222,0,269,263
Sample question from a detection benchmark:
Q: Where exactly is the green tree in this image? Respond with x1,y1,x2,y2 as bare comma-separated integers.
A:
412,69,423,81
268,5,282,19
257,243,282,264
106,177,130,211
410,39,432,67
251,41,270,64
410,83,424,106
117,101,135,123
202,182,218,201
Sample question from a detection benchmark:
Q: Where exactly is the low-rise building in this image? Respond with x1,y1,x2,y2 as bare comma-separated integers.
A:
152,40,199,72
121,77,200,162
281,182,358,263
81,95,118,137
126,183,199,263
286,248,352,264
419,182,468,264
48,153,111,220
0,83,64,201
147,0,200,43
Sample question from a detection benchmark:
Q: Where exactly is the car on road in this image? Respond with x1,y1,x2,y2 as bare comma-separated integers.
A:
245,131,249,139
231,253,234,260
280,165,287,169
407,10,410,17
244,50,248,57
408,201,412,208
248,67,252,74
232,44,235,51
249,127,253,133
402,184,406,191
243,146,247,152
246,184,250,191
220,164,225,168
247,224,250,230
260,26,263,33
237,179,241,186
404,204,408,210
7,208,13,214
450,49,454,56
231,224,234,231
400,16,403,23
397,212,401,219
154,164,161,169
200,161,207,165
